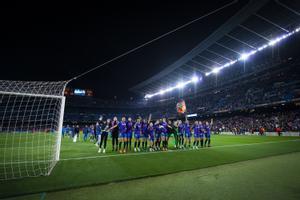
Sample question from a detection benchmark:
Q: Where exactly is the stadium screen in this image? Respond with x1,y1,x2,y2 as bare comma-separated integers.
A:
74,89,86,96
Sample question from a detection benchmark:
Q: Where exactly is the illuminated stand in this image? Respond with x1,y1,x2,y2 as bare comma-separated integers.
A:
145,27,300,99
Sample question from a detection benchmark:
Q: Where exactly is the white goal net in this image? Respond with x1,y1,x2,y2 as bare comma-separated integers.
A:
0,80,67,180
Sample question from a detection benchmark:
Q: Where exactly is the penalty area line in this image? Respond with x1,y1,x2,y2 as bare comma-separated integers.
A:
59,139,300,161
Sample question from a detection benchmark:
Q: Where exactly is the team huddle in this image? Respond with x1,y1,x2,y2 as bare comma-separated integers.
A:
91,116,212,154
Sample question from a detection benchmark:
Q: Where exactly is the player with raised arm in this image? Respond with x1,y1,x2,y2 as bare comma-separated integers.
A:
141,119,148,150
148,122,155,151
134,118,142,152
154,120,161,151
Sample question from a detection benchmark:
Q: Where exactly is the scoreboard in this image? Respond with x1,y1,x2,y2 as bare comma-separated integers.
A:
64,88,94,97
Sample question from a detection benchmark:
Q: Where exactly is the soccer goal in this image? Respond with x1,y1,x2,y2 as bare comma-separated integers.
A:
0,80,67,180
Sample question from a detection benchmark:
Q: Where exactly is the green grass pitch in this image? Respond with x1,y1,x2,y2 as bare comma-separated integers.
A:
0,134,300,199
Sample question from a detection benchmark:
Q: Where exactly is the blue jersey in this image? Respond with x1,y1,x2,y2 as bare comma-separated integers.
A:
134,122,142,134
199,124,204,138
148,126,154,141
204,125,211,137
148,126,154,136
96,125,101,135
83,127,89,135
185,123,191,133
134,122,141,139
118,121,127,134
184,123,191,137
154,124,161,138
142,122,148,134
160,122,167,133
127,121,133,133
193,125,200,136
70,127,75,134
90,127,94,135
178,124,184,135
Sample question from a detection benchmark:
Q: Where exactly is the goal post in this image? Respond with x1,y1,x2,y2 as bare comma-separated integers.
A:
0,80,67,180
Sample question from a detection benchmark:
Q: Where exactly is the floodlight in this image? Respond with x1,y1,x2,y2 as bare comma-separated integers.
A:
144,94,153,99
212,67,221,74
159,90,165,95
239,53,250,61
191,76,199,83
176,82,186,89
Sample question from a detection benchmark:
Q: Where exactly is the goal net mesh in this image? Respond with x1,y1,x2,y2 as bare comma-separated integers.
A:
0,80,67,180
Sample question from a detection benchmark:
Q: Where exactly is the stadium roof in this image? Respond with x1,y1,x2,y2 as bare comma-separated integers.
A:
130,0,300,96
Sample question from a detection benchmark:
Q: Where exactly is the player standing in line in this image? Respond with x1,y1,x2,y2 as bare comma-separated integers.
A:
98,118,110,153
118,117,128,153
154,120,161,151
134,118,142,152
192,121,200,149
177,120,184,149
141,119,148,150
172,120,179,149
199,121,205,148
184,120,192,149
148,122,155,151
204,121,212,147
110,116,119,151
160,118,168,151
166,120,177,149
126,117,133,151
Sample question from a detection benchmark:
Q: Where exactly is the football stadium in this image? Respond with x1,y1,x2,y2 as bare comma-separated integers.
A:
1,1,300,199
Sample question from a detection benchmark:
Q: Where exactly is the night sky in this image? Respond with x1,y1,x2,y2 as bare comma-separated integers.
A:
0,1,247,99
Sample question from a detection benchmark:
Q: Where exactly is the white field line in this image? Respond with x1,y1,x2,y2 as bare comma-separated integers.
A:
1,139,299,165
